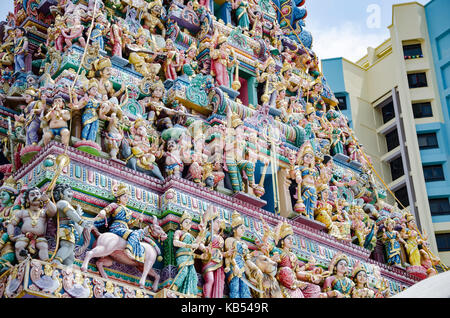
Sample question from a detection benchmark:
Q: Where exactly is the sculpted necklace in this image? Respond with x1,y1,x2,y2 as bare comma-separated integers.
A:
28,208,41,227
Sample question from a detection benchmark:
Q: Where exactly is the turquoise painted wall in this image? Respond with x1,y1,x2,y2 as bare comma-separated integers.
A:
424,0,450,223
321,58,353,127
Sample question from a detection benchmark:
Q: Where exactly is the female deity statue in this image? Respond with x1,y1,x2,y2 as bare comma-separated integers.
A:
110,18,124,58
381,218,405,267
275,222,306,298
70,80,102,142
163,39,181,81
327,110,346,156
304,78,326,114
322,253,355,298
91,13,110,51
401,214,423,267
224,210,252,298
232,0,251,31
145,81,166,126
256,57,282,107
350,263,375,298
92,184,147,263
291,142,318,219
199,209,227,298
210,32,237,88
172,211,203,297
42,95,71,147
180,43,199,78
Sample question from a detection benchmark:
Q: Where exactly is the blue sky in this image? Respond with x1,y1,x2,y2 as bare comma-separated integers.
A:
0,0,431,61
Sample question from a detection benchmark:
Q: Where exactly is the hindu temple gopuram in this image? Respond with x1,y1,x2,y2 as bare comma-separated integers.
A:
0,0,446,299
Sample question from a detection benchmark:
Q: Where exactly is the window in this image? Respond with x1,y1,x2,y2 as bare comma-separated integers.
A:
429,198,450,216
381,101,395,124
336,95,347,110
417,133,439,150
394,186,410,208
423,165,445,182
403,44,423,59
407,73,427,88
390,157,405,181
412,102,433,118
385,129,400,152
436,233,450,252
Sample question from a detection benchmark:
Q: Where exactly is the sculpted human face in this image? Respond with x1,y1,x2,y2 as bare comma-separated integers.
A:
118,194,129,206
153,86,164,99
336,260,348,276
63,187,73,201
28,189,42,205
303,153,313,165
356,270,367,286
102,67,112,79
0,191,12,205
24,94,33,104
181,218,192,231
282,235,294,249
235,224,245,238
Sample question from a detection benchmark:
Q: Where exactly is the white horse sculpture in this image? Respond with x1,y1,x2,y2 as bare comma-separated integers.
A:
393,270,450,298
79,215,168,291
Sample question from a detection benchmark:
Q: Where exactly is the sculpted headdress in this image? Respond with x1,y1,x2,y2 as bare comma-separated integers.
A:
112,183,130,198
231,210,244,229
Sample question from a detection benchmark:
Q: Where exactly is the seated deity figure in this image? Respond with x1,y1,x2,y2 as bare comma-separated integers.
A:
7,187,57,262
42,95,71,146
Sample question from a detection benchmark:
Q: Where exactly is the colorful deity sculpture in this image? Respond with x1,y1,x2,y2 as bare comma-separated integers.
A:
199,209,226,298
92,57,126,102
7,187,57,262
210,32,237,88
21,88,45,146
232,0,251,31
143,0,166,37
323,253,355,298
381,218,405,267
51,183,93,267
351,262,375,298
172,211,203,296
292,142,318,219
13,27,28,74
61,13,86,51
0,177,19,274
163,39,181,81
99,99,125,160
224,113,258,195
42,95,71,147
92,184,146,263
256,57,282,107
70,80,102,142
224,210,252,298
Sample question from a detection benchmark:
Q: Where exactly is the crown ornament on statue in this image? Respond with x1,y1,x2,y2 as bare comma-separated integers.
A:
112,183,130,198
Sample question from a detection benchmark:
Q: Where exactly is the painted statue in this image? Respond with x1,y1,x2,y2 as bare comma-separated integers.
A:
143,0,166,37
210,32,236,88
42,95,71,147
199,208,226,298
51,183,93,267
7,187,57,262
351,262,375,298
172,211,203,297
21,88,45,146
256,57,282,107
0,177,19,274
13,27,28,74
291,142,318,219
70,80,102,142
322,253,355,298
224,210,252,298
232,0,251,30
381,218,405,267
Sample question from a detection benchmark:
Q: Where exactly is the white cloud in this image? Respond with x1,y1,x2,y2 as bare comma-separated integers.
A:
307,21,389,63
